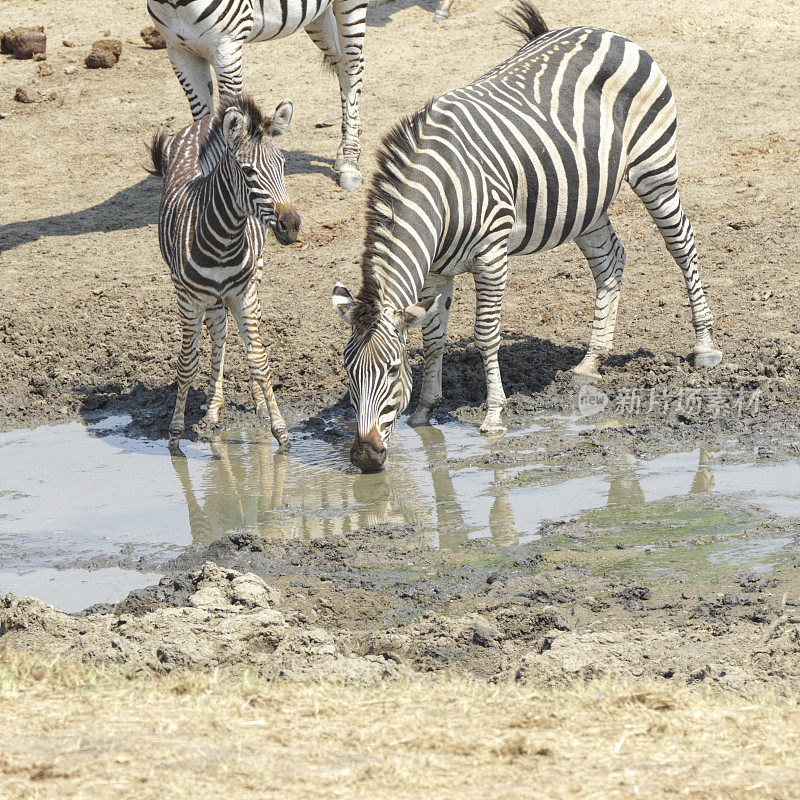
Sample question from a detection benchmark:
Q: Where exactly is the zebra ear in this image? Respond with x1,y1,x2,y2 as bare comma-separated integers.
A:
332,282,356,325
265,100,293,138
222,107,245,149
394,294,442,331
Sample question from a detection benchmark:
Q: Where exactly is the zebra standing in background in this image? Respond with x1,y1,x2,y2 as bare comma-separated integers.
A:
147,0,367,189
150,94,301,451
332,2,722,473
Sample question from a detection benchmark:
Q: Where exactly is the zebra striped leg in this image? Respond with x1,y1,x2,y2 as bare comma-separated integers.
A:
204,301,227,424
169,306,204,450
167,45,214,120
572,214,625,382
331,0,366,190
408,276,454,427
473,250,509,434
629,169,722,368
229,282,289,448
211,43,244,103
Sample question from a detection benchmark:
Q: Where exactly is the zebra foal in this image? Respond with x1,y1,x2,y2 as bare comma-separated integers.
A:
147,0,367,189
332,2,722,473
150,95,300,451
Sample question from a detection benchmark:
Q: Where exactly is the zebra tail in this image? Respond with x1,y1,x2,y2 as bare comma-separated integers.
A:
501,1,548,42
147,129,169,177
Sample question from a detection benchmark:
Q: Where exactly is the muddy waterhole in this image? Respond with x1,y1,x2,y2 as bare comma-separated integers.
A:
1,413,799,612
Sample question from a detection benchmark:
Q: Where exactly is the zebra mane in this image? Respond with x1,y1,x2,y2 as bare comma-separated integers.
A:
354,102,434,333
197,94,272,169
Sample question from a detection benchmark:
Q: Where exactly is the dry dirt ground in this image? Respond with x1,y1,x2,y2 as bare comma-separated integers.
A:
0,0,798,435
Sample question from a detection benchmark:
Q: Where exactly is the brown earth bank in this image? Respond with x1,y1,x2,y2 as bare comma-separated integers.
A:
0,0,798,441
3,523,800,695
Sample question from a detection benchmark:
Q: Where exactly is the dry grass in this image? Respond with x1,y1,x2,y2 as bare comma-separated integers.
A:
2,650,800,800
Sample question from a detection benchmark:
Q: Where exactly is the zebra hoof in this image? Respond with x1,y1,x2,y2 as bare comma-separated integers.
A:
272,426,290,448
334,155,344,172
338,167,362,190
572,366,603,385
693,347,723,368
434,9,450,20
168,437,185,456
479,419,507,435
408,412,431,428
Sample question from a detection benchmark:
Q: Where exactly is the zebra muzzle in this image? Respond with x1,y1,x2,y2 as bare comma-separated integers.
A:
350,428,387,473
273,204,301,245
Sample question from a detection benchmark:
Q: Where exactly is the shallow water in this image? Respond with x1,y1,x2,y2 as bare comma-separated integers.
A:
1,414,799,610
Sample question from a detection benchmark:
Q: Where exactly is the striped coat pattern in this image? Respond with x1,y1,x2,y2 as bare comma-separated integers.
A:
152,95,300,450
147,0,367,189
332,3,722,472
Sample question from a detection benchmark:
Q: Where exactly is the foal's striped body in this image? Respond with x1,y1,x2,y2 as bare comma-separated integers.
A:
152,95,300,449
333,3,722,472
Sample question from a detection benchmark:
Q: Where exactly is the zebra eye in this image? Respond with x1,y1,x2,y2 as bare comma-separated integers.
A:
240,165,256,178
388,363,400,378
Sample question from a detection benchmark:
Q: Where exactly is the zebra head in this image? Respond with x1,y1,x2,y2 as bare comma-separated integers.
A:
332,283,441,472
220,97,300,245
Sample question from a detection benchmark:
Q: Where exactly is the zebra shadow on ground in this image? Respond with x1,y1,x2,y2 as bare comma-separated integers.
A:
366,0,440,27
0,149,335,254
0,175,162,254
413,334,655,412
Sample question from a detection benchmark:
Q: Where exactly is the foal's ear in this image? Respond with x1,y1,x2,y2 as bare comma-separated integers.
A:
332,283,356,326
222,107,246,149
393,294,442,331
265,100,293,137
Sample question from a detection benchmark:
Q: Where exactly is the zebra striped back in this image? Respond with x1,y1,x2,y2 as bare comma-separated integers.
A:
334,2,721,471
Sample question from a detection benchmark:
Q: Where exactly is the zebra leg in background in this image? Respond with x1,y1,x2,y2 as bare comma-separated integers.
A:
169,305,204,450
473,247,509,434
408,275,454,427
229,282,289,447
434,0,456,21
628,164,722,368
331,0,366,190
211,42,245,104
166,45,214,120
204,301,227,424
572,214,626,382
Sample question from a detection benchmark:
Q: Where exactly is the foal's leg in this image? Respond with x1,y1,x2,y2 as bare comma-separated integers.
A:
330,0,366,189
169,304,204,449
166,45,214,119
229,282,288,447
408,275,454,427
473,245,509,433
204,301,227,424
628,161,722,367
572,214,626,381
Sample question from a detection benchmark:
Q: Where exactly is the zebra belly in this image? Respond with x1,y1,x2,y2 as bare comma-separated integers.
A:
248,0,330,40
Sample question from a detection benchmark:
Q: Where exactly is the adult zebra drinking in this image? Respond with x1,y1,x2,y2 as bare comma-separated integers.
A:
147,0,367,189
332,2,722,473
150,95,300,451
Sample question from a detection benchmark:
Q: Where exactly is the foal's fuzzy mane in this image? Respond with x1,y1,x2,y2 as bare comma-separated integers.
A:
197,94,273,166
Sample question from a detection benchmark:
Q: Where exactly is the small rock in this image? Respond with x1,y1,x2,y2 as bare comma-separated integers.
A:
472,624,502,648
37,61,53,76
189,586,230,610
62,39,76,47
2,27,47,59
85,38,121,69
14,85,41,103
64,65,76,75
140,26,166,49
